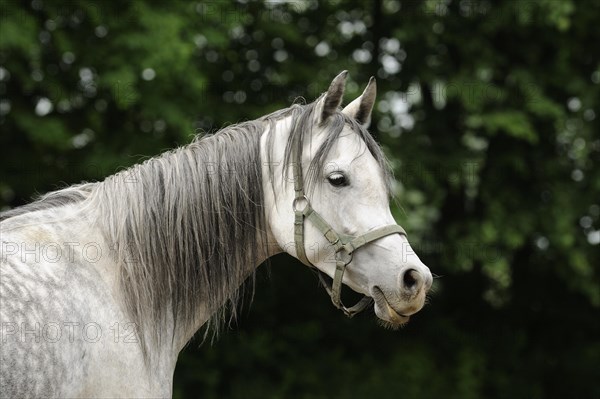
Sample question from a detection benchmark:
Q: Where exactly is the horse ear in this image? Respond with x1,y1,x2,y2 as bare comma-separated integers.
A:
316,70,348,124
342,76,376,128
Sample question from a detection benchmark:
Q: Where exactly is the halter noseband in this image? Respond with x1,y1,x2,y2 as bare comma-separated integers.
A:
291,140,407,317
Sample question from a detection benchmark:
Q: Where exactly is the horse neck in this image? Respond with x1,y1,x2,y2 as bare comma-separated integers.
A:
90,123,291,358
170,116,308,351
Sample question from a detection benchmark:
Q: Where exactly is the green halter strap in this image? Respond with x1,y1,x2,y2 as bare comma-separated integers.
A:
291,140,407,317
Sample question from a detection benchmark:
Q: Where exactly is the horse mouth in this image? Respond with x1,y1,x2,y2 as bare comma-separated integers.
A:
372,287,410,328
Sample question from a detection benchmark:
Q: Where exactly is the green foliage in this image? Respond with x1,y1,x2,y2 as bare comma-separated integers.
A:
1,0,599,398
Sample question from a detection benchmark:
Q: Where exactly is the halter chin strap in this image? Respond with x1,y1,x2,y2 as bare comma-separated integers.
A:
291,143,407,318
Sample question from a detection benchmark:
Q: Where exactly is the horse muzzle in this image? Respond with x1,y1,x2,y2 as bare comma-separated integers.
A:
371,265,432,327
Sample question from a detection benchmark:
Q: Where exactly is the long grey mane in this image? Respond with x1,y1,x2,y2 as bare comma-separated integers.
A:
0,100,391,360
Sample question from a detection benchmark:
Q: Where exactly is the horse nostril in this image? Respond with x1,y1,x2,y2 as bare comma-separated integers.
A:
402,268,420,290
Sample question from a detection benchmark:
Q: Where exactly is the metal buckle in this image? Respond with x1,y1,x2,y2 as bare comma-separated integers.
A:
292,195,309,212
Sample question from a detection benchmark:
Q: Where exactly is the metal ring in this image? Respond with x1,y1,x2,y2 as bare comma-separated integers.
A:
335,247,353,265
292,195,309,212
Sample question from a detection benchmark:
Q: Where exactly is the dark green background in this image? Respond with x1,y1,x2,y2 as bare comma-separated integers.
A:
1,1,598,398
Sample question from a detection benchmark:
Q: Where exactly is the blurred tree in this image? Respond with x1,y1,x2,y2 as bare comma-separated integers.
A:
1,1,598,398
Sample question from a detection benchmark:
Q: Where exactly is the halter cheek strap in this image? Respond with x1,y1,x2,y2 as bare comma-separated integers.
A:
291,144,407,318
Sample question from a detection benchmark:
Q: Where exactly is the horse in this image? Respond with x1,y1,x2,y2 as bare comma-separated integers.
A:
0,71,433,398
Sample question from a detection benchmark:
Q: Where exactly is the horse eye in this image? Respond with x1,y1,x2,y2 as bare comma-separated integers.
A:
327,172,348,187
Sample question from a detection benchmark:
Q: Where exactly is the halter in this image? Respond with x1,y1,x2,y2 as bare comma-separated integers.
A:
291,139,407,317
